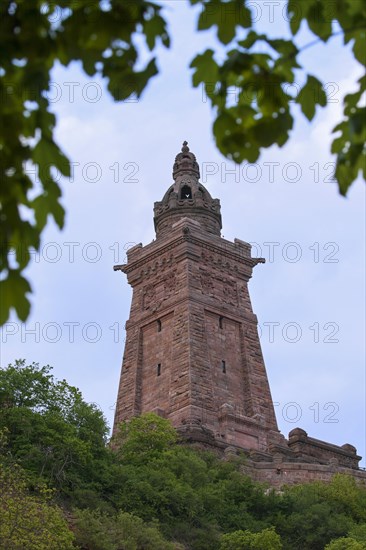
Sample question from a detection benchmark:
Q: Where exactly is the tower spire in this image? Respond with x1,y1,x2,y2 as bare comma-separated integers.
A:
153,141,221,237
172,140,200,181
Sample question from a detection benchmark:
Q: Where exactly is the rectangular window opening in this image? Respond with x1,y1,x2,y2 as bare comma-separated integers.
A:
157,319,162,332
157,363,161,376
222,360,226,374
219,316,224,329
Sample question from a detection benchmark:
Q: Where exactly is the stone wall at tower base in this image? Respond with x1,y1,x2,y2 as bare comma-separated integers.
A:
244,460,366,488
177,422,366,489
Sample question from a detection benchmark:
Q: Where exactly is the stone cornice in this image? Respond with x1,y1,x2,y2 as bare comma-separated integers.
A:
114,230,264,277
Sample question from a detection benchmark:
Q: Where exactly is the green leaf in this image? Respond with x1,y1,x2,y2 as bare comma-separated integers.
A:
351,29,366,65
345,0,366,16
32,138,71,178
273,58,298,83
335,158,357,196
50,199,65,229
213,111,237,141
331,113,365,196
252,116,290,147
287,0,304,35
190,49,218,88
344,77,365,115
306,2,332,41
296,75,327,121
0,270,32,324
32,196,48,231
213,112,261,163
331,137,344,155
143,13,170,51
223,50,255,74
107,57,158,101
349,110,366,143
239,31,263,49
268,38,299,57
134,58,159,98
198,0,251,45
32,193,65,231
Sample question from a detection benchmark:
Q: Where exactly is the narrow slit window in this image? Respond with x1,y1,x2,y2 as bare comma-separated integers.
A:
219,316,224,329
157,363,161,376
222,360,226,374
157,319,162,332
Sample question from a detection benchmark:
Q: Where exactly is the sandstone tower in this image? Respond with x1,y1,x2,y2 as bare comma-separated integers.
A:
113,141,283,451
113,142,364,485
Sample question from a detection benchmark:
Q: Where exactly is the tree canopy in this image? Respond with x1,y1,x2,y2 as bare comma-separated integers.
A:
219,527,283,550
0,461,75,549
0,359,109,495
1,360,366,549
1,0,365,325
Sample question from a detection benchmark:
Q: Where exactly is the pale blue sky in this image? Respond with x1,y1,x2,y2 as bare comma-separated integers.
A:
1,1,365,465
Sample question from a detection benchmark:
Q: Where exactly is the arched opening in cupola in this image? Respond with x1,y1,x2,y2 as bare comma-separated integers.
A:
181,185,192,199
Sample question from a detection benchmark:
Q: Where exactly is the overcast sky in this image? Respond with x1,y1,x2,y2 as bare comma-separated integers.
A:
1,1,365,465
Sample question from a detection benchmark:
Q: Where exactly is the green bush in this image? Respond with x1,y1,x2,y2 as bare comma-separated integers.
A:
0,463,74,550
73,508,182,550
219,527,282,550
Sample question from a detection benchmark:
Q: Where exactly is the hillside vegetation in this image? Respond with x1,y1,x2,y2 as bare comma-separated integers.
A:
1,361,366,549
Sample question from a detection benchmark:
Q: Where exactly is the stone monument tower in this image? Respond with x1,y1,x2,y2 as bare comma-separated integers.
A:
113,142,364,485
113,141,283,452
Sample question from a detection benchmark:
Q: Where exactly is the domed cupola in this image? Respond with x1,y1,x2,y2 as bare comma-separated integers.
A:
154,141,222,237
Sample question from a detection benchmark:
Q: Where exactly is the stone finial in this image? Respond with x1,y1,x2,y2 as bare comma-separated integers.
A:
182,140,189,153
173,140,200,180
